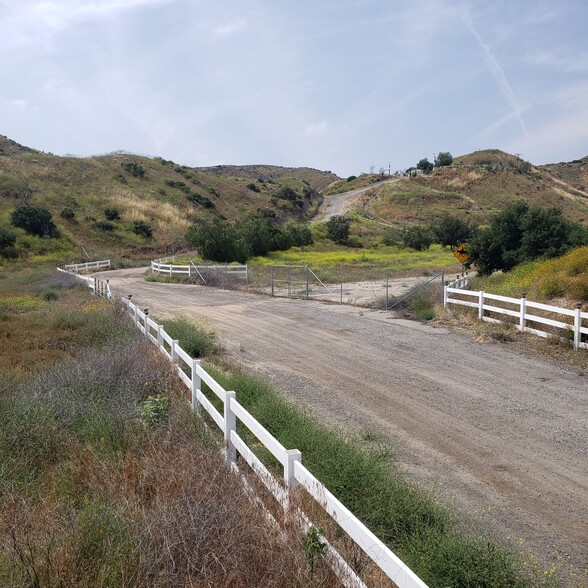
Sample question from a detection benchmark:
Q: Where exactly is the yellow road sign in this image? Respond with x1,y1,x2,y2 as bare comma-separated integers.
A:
453,243,469,263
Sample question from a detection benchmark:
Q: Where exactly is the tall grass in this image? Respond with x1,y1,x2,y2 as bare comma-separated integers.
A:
0,281,340,587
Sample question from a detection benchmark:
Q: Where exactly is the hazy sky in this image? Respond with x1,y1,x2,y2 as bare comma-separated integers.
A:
1,0,587,176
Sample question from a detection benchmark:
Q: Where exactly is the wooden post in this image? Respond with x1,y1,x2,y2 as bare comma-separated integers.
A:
224,391,237,463
171,339,179,363
157,324,163,350
143,309,149,337
443,281,448,308
520,292,527,332
478,291,484,320
284,449,302,511
191,359,201,412
574,302,582,350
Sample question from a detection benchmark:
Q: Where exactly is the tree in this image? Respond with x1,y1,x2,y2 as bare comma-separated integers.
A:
186,218,248,263
429,214,474,248
434,152,453,167
416,158,434,174
468,201,588,275
326,215,350,243
11,206,59,237
401,225,434,250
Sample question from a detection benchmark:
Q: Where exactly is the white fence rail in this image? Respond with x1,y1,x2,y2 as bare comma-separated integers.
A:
62,259,111,273
151,257,248,282
59,266,429,588
444,283,587,350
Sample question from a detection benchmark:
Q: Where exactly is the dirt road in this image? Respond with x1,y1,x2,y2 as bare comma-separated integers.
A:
103,268,587,579
314,178,398,221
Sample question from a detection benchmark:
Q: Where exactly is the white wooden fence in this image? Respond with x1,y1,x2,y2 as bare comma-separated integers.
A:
444,280,587,350
59,265,429,588
151,257,248,282
63,259,111,273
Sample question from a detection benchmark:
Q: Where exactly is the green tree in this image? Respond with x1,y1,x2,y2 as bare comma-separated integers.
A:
416,158,434,174
402,225,434,251
468,201,588,275
429,214,474,248
186,218,248,263
11,206,59,237
434,152,453,167
326,215,350,243
0,226,16,249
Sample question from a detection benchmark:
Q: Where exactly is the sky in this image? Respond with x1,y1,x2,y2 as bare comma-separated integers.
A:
1,0,588,177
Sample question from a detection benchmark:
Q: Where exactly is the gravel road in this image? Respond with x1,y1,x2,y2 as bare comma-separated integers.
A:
103,268,587,580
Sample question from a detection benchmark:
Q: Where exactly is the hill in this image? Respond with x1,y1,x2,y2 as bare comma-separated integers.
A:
540,156,588,194
0,135,338,261
351,149,588,227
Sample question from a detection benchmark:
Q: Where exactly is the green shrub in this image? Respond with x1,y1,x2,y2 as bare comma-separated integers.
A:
0,226,17,249
132,221,153,239
161,317,220,358
326,215,350,243
104,207,121,221
121,161,145,178
186,193,215,209
11,206,59,237
113,173,128,184
60,207,75,221
93,220,115,231
246,182,260,192
402,225,434,251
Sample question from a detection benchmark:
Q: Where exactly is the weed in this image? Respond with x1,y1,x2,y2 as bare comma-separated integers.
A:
302,526,326,578
161,317,221,358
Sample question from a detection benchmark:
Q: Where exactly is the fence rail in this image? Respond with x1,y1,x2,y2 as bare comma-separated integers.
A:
59,264,428,588
151,258,248,282
62,259,111,273
444,282,587,350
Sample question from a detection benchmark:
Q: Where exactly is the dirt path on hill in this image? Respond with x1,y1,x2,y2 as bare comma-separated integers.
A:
314,178,399,221
101,267,587,581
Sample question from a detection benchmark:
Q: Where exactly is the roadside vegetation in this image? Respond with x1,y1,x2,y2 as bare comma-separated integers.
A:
0,266,341,587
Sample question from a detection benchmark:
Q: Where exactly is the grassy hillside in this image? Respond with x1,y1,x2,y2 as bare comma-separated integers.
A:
0,135,338,261
352,150,588,227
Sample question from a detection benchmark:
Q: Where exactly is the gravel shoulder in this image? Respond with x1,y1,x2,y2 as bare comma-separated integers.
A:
102,268,587,579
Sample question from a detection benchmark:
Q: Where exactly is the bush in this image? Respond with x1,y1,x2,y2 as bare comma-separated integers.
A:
382,227,402,246
104,207,121,221
161,317,220,358
326,216,350,243
186,193,215,209
11,206,59,237
246,183,260,192
346,175,357,182
121,161,145,178
0,226,17,250
93,221,115,231
113,173,128,184
286,224,313,247
133,221,153,239
277,186,303,207
60,207,75,221
402,225,434,251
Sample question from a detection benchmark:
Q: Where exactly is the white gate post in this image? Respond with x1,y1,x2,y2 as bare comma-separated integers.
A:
520,292,527,332
191,359,201,412
224,391,237,462
574,303,582,350
478,291,485,320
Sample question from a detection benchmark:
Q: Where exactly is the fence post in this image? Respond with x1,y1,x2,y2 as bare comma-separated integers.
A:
271,266,275,297
245,264,249,285
443,282,448,308
478,291,485,320
385,270,389,310
520,292,527,332
171,339,179,363
306,266,309,300
288,266,291,297
143,309,149,337
224,391,237,463
284,449,302,511
157,324,163,350
191,359,201,412
574,303,582,350
340,268,343,304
